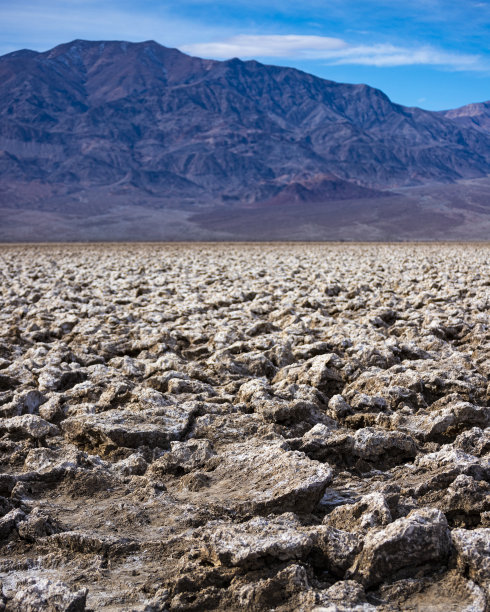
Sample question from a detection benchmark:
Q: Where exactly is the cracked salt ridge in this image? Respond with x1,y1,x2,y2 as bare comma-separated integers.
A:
0,243,488,611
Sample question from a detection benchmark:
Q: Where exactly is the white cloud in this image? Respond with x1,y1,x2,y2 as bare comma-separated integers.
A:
182,35,348,59
182,35,486,71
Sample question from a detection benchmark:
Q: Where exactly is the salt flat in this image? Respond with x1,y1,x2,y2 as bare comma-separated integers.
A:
0,243,488,610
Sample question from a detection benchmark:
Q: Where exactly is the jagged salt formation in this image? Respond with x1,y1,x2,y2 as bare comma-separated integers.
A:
0,242,488,611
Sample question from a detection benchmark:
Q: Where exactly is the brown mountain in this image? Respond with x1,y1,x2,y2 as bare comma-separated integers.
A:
1,39,489,240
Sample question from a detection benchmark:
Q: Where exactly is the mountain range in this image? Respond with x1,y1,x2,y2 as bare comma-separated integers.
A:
1,39,489,241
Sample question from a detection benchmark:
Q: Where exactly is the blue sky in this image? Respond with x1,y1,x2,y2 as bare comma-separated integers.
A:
1,0,489,110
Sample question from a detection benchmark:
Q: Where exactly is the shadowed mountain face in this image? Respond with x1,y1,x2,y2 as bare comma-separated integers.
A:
0,39,489,240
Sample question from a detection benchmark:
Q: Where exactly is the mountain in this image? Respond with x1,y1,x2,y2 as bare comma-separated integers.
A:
439,101,490,134
0,39,489,240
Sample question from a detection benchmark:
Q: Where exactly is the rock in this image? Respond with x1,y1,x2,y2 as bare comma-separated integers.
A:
172,439,333,515
385,402,489,442
347,508,451,587
7,578,87,611
234,351,277,378
37,367,86,393
45,531,137,556
299,425,354,463
344,360,487,411
352,428,417,468
38,396,65,424
312,526,363,577
451,528,490,594
300,426,416,469
147,440,215,477
189,412,275,445
113,452,148,476
0,415,59,440
0,496,13,519
350,394,388,413
200,514,313,568
439,474,490,527
298,587,377,612
178,471,210,491
23,447,83,478
412,448,490,496
325,492,393,533
327,394,353,419
0,374,20,393
0,508,25,540
236,378,311,424
274,353,344,398
17,507,60,541
22,447,111,483
167,377,217,396
324,580,367,605
0,475,16,497
377,571,487,612
453,427,490,456
236,563,310,610
0,390,45,418
61,403,198,451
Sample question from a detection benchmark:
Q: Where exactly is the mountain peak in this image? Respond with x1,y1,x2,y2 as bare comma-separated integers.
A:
1,39,490,240
42,39,191,64
439,100,490,133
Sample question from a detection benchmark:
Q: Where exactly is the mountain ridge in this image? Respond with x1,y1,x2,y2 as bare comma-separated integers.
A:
1,39,489,240
439,101,490,134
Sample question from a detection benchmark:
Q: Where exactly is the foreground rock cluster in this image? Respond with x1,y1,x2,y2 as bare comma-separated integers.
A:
0,242,488,611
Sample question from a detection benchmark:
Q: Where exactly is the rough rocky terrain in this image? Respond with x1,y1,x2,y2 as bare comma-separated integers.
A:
0,242,488,611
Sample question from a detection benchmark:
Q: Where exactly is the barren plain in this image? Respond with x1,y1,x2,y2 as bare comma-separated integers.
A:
0,242,488,611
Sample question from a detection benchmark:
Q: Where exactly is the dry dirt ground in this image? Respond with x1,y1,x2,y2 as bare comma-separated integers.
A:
0,242,488,611
2,178,490,243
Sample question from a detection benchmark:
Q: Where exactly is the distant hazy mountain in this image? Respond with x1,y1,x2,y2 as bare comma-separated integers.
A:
0,39,489,240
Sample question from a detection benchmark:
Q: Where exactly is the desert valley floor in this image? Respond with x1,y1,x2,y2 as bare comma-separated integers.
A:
0,242,488,611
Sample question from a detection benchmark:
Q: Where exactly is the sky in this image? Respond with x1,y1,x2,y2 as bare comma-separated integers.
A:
1,0,489,110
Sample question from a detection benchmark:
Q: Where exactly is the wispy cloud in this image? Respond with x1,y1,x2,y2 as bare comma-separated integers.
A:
183,35,348,58
182,34,486,71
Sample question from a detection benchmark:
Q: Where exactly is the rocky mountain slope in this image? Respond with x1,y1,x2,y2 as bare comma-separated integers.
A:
440,101,490,134
0,39,489,239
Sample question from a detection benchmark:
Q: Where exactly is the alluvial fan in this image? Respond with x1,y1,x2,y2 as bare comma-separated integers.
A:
0,242,488,611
